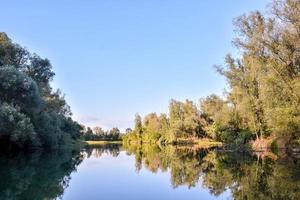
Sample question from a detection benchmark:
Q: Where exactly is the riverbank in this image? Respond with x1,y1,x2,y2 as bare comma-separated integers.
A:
122,137,223,149
251,136,300,151
86,141,122,145
175,138,223,148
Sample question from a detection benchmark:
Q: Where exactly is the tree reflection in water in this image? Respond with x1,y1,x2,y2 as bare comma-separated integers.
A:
0,149,83,200
85,143,122,158
122,143,300,200
1,144,299,200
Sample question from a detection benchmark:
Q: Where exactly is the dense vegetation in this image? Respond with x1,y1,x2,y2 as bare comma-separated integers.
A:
82,126,121,141
0,33,82,150
124,0,300,148
1,0,299,151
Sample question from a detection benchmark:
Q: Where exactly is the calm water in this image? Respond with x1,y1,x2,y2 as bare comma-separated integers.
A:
1,144,299,200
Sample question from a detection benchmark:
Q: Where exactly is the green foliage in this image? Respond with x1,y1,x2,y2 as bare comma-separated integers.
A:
0,32,82,151
143,113,162,143
0,103,38,149
218,0,300,139
124,0,300,148
0,66,42,114
134,113,143,136
0,33,28,68
123,99,206,145
82,126,121,141
168,99,205,141
2,0,298,150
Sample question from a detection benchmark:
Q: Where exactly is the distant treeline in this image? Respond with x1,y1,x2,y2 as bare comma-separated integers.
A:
124,0,300,148
0,33,82,150
82,127,122,141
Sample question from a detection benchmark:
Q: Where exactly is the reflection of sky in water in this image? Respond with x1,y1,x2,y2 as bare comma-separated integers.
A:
62,151,231,200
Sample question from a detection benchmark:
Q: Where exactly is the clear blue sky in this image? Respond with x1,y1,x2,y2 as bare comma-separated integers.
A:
0,0,270,130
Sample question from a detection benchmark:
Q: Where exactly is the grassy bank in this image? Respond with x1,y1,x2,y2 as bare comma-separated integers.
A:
123,137,223,149
86,141,122,145
196,139,222,147
176,138,222,147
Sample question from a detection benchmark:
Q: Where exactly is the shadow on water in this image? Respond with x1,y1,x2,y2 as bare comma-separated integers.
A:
0,149,84,200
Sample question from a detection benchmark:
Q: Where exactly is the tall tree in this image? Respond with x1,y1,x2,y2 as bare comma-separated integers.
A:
0,32,82,150
134,113,143,136
219,0,300,138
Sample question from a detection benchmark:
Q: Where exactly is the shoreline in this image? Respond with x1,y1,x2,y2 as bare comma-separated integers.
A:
86,141,123,145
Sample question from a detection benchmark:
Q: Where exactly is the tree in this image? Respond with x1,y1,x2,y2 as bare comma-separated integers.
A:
109,128,121,140
218,0,300,139
143,113,161,143
0,103,38,149
168,99,185,141
93,127,105,136
0,33,29,68
168,99,204,140
0,66,42,114
0,32,82,150
134,113,143,136
159,113,169,136
182,100,203,137
125,128,133,134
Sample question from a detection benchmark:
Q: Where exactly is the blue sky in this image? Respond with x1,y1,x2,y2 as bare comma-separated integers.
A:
0,0,270,130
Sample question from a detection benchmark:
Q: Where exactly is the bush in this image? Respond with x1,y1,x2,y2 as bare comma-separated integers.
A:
0,103,39,149
0,66,41,114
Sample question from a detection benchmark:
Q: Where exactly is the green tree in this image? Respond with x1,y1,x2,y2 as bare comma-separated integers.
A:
0,32,82,150
218,0,300,139
143,113,161,143
134,113,143,136
0,103,38,149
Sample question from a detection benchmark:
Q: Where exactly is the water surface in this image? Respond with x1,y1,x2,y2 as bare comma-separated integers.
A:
1,144,299,200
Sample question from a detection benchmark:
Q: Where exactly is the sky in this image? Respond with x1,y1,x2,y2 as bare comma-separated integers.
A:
0,0,270,131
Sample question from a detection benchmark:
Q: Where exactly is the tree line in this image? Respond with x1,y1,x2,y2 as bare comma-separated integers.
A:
82,126,122,141
1,0,299,150
124,0,300,148
0,32,82,150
